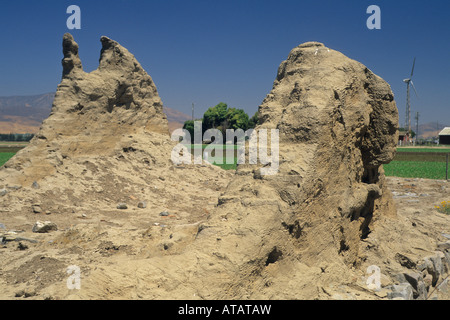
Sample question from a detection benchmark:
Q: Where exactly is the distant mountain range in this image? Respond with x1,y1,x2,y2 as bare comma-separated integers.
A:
163,106,192,133
417,122,449,140
0,93,191,134
0,93,55,133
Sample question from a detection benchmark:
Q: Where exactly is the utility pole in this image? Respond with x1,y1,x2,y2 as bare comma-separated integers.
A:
192,102,194,121
437,121,440,145
415,112,419,144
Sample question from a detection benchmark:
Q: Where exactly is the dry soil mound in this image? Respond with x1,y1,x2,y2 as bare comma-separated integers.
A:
0,37,448,300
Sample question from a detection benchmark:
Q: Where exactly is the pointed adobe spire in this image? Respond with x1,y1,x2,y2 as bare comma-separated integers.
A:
62,33,83,78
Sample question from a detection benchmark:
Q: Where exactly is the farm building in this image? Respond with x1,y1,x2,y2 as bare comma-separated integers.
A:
439,127,450,145
398,129,407,145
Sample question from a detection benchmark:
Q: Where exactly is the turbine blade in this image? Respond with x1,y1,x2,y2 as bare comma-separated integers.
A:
411,57,416,77
410,81,419,99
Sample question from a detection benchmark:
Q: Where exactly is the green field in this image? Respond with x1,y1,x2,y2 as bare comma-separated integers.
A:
0,143,25,166
204,146,450,178
396,147,450,153
383,161,447,180
0,143,26,166
0,152,15,167
383,147,450,180
186,144,239,170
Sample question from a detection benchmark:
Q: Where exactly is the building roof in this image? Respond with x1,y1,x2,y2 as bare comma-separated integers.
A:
439,127,450,136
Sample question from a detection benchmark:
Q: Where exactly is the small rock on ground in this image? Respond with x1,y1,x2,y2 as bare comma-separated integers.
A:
138,201,147,209
117,203,128,210
32,205,42,214
32,221,58,233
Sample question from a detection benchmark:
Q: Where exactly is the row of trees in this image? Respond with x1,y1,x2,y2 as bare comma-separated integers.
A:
183,103,258,143
0,133,34,142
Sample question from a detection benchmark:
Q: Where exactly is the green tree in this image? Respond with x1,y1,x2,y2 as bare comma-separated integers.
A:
182,120,195,140
202,102,228,130
226,108,249,131
248,111,259,129
183,103,254,143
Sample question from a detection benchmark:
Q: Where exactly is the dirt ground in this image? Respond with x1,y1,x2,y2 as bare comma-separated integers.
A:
0,173,449,300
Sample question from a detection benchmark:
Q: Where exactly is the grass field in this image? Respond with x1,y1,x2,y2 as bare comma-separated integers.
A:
383,147,450,179
396,147,450,153
0,144,24,166
0,152,15,167
0,142,26,166
186,144,239,170
204,146,450,178
383,161,447,180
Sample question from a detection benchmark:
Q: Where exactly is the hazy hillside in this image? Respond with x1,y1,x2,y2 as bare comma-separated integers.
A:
0,93,54,133
418,122,449,139
0,93,190,134
163,106,191,132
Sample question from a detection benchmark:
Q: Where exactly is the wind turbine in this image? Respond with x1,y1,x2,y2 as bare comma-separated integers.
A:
403,57,419,139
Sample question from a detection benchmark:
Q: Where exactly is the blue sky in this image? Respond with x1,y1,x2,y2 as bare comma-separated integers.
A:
0,0,449,126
